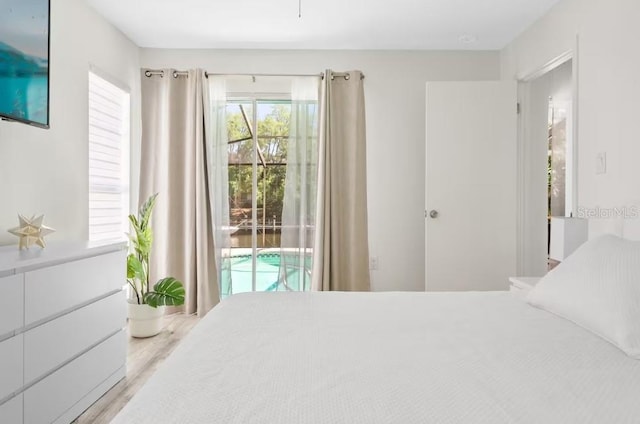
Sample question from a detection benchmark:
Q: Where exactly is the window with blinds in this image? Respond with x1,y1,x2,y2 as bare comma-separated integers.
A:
88,71,130,242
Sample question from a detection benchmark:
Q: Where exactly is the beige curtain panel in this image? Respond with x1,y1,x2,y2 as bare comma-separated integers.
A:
139,69,220,316
313,70,371,292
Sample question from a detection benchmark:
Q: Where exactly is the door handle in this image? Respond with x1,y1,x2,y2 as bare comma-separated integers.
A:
429,210,439,219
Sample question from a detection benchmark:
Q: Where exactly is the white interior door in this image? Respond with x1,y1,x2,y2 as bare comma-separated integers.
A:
425,81,517,291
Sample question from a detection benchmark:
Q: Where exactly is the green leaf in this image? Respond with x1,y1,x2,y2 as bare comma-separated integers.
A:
128,214,139,230
135,225,153,258
127,254,145,282
139,193,158,230
143,277,185,308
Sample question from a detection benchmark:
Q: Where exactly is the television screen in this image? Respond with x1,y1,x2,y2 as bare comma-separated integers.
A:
0,0,50,128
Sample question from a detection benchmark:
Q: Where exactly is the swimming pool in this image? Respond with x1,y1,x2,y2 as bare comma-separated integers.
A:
221,251,312,296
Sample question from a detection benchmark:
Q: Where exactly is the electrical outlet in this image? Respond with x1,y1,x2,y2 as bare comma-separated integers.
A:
369,256,379,271
596,152,607,174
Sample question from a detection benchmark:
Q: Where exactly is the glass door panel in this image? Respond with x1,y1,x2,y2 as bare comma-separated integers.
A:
224,99,295,296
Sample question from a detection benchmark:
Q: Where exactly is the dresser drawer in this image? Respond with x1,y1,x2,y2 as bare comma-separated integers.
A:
0,394,23,424
24,290,125,383
0,274,24,335
0,335,23,401
24,250,125,325
24,330,126,424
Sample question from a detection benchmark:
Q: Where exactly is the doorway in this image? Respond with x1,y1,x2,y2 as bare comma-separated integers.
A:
518,58,575,276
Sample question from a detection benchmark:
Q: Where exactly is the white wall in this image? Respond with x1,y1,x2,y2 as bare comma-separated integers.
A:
502,0,640,240
140,49,500,291
0,0,140,245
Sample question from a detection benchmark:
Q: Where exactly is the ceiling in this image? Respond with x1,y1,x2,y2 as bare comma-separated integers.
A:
87,0,561,50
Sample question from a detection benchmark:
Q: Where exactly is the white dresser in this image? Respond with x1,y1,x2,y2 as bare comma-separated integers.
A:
0,242,127,424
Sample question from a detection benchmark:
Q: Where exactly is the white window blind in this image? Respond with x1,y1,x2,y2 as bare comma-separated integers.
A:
88,71,130,242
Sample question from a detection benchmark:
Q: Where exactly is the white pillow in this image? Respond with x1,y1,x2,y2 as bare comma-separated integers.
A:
527,234,640,358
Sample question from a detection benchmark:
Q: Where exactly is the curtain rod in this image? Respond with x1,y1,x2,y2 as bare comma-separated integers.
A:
143,70,365,80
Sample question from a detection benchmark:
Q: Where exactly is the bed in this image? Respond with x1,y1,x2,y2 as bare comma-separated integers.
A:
112,288,640,423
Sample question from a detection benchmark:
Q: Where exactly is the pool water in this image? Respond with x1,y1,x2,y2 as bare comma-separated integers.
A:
221,252,312,296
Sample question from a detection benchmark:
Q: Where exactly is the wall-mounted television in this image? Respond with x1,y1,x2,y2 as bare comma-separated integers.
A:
0,0,50,129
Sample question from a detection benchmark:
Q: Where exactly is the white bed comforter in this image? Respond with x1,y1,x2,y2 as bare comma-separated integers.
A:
112,292,640,423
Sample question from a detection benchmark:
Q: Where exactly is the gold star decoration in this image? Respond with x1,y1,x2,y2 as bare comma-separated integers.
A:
7,214,56,250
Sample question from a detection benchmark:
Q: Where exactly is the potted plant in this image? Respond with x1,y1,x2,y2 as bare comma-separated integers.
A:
127,193,185,338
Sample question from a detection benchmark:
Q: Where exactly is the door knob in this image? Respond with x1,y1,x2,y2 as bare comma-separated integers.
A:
429,210,439,219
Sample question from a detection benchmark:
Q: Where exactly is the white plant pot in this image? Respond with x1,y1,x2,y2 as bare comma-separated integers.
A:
128,302,165,338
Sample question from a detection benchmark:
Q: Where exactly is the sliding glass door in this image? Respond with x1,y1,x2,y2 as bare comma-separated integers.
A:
222,98,312,296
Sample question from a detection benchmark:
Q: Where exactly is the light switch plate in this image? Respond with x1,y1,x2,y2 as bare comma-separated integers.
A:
596,152,607,174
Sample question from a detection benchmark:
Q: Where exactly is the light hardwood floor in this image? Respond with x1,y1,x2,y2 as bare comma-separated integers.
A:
72,313,200,424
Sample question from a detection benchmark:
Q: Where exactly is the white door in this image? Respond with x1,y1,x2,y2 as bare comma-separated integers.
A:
425,81,517,291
